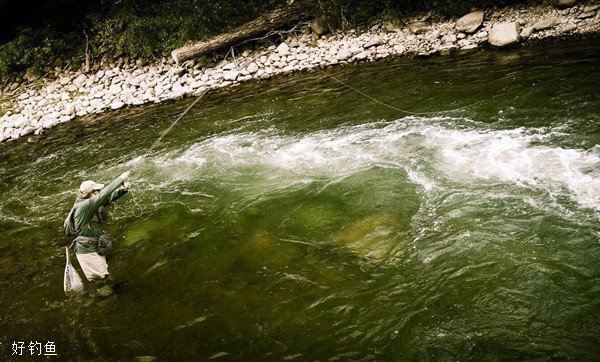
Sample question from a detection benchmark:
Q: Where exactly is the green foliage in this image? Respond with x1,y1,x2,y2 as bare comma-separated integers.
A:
0,28,80,74
314,0,546,27
90,0,274,59
0,0,546,76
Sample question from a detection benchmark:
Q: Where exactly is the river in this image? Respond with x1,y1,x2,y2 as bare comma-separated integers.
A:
1,39,599,360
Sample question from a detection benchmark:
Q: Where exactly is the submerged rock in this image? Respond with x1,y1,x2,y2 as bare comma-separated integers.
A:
238,231,300,269
97,285,113,297
332,214,398,261
134,356,157,362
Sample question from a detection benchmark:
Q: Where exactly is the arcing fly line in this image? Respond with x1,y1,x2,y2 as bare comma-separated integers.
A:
131,92,206,171
128,91,206,217
320,71,500,116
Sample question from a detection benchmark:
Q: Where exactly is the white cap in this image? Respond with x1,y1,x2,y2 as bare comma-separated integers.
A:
79,180,105,194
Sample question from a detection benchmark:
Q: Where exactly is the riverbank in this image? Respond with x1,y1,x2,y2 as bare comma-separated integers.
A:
1,1,599,143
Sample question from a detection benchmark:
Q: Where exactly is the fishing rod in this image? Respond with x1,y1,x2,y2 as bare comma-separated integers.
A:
127,91,206,216
131,92,206,172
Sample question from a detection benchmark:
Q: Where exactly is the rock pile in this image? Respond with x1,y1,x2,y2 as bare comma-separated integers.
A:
1,2,599,143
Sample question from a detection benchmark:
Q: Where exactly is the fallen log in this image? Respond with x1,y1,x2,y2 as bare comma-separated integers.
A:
171,1,313,64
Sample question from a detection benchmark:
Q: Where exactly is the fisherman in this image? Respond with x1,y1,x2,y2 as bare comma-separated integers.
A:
67,171,131,295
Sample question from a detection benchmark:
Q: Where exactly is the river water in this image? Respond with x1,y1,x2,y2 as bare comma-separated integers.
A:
1,39,599,360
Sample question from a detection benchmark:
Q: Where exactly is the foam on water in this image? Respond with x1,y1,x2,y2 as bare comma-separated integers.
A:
423,125,600,211
132,117,599,212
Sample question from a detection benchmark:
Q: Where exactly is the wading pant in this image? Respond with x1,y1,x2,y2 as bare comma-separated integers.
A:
75,252,109,280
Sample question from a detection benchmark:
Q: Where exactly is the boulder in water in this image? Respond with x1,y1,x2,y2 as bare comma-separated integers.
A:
332,214,398,261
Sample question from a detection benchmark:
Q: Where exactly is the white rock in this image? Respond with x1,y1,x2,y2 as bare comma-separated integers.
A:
109,84,122,95
442,34,458,43
376,47,389,55
521,26,534,38
11,115,26,128
488,22,521,47
19,126,34,137
533,17,559,31
222,62,236,71
212,72,224,81
73,74,87,87
354,51,369,61
476,31,489,40
223,70,240,81
247,62,259,74
39,118,53,129
277,42,290,55
336,49,353,61
59,76,71,86
456,11,485,33
63,104,76,116
426,30,441,42
393,44,406,53
10,129,21,140
364,36,383,48
169,67,187,76
461,44,479,50
269,53,281,62
110,101,125,110
561,24,578,33
190,81,205,89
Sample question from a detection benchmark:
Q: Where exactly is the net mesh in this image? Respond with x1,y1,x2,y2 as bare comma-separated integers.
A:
64,247,84,294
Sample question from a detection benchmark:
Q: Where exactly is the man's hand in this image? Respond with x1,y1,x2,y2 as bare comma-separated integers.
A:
120,171,131,181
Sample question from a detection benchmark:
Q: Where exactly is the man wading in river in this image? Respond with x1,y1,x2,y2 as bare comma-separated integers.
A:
66,171,131,296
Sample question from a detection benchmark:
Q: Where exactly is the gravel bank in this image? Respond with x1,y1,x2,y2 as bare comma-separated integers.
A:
1,2,599,143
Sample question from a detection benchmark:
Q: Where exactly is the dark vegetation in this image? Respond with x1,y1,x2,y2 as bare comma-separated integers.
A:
0,0,546,78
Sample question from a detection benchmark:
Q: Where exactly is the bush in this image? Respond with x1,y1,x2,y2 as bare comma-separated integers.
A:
89,0,275,60
0,28,80,75
314,0,546,28
0,0,546,76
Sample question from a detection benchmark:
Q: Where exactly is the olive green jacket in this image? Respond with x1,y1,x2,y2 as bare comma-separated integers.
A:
72,175,128,254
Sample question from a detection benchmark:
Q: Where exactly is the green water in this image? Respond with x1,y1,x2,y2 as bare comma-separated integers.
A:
1,39,600,360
